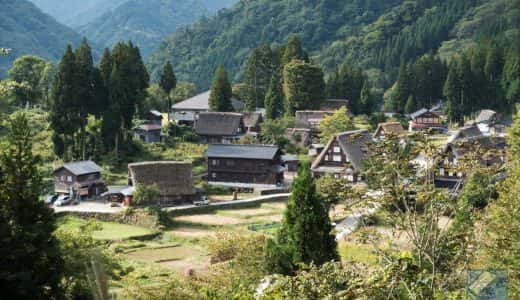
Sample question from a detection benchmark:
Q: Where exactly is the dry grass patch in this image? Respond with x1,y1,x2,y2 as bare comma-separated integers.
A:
174,214,245,226
166,227,217,238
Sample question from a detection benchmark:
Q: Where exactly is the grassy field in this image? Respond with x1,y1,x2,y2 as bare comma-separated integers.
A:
57,216,156,241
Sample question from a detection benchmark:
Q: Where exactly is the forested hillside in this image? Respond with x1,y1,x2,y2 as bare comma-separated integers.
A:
28,0,128,28
79,0,238,58
148,0,519,91
0,0,83,77
147,0,403,88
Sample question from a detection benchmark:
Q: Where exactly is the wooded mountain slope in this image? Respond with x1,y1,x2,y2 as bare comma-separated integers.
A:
28,0,128,28
79,0,239,58
0,0,83,77
147,0,519,90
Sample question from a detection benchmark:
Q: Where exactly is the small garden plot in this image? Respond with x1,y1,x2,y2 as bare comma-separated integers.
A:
57,216,155,241
174,214,245,226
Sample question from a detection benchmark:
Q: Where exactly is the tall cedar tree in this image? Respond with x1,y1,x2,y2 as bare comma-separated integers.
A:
266,162,338,275
159,61,177,117
405,95,416,114
264,72,284,119
243,45,275,111
50,45,78,160
74,39,96,160
209,65,233,112
359,82,373,115
392,61,412,113
282,36,307,66
326,64,365,114
0,113,63,298
283,60,325,115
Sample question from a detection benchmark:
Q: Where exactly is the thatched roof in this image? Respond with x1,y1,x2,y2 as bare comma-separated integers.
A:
195,112,243,136
475,109,498,124
451,125,483,142
295,111,333,129
312,129,371,172
128,161,194,196
374,122,405,137
320,99,349,111
242,112,263,129
285,127,312,147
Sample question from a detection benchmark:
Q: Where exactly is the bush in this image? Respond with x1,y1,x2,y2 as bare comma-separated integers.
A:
133,184,160,206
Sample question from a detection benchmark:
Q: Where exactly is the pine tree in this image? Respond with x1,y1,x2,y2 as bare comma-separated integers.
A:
282,35,305,66
159,61,177,119
0,113,63,298
360,82,373,115
443,61,461,123
244,45,275,110
266,162,338,275
283,60,325,115
264,72,283,119
99,48,112,86
209,65,233,112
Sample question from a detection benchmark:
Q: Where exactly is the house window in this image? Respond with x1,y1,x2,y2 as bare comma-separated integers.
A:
333,155,341,162
212,159,219,166
457,172,463,178
67,176,72,182
439,168,445,176
448,171,454,177
61,175,65,181
212,173,217,179
333,146,340,153
325,155,329,160
226,160,235,167
347,175,354,182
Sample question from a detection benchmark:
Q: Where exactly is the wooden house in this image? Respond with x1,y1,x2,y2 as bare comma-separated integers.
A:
128,161,196,206
295,110,334,134
285,127,312,148
54,161,106,199
373,122,405,139
195,112,245,143
171,91,245,126
206,144,284,188
311,129,371,182
242,112,263,134
449,124,483,142
134,124,162,143
409,108,445,132
435,136,505,188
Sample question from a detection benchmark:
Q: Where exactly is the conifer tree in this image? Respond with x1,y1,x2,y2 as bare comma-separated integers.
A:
209,65,233,112
0,113,63,298
50,45,78,159
99,48,112,85
360,82,373,115
244,45,275,110
266,162,338,275
393,61,412,113
283,60,325,115
282,36,305,66
264,72,283,119
159,61,177,119
405,95,416,114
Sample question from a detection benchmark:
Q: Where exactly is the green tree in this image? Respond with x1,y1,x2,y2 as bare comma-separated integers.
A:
264,72,283,119
209,65,233,112
171,81,196,103
0,112,63,298
266,162,338,275
7,55,48,106
159,61,177,120
243,45,275,110
392,61,412,113
133,184,160,205
318,106,354,143
359,82,374,115
283,60,325,115
405,95,416,114
282,35,306,66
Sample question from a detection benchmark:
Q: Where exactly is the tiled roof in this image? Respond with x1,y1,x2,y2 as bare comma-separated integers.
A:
206,144,279,160
60,160,103,175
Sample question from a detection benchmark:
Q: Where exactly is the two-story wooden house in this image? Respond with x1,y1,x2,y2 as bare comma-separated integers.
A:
206,144,284,188
409,108,445,132
195,112,245,143
311,129,371,182
54,161,106,199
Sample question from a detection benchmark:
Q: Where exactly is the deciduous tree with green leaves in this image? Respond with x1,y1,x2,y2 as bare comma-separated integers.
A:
318,106,354,143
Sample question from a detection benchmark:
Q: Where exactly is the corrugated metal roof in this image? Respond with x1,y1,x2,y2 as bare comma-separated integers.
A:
206,144,279,160
61,160,103,175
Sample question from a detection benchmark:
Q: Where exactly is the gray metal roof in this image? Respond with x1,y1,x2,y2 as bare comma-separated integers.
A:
410,108,430,119
206,144,280,160
475,109,497,123
61,160,103,175
172,91,245,111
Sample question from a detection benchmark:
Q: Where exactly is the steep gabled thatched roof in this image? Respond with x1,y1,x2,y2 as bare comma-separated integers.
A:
128,161,194,196
373,122,405,137
195,112,243,136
